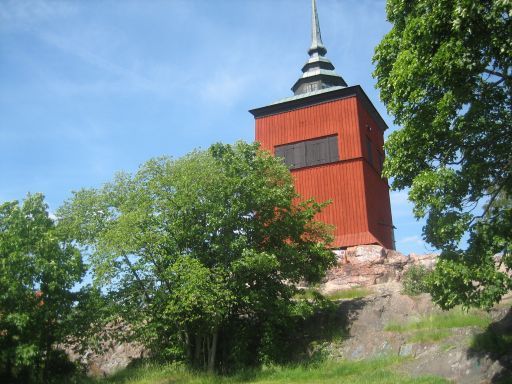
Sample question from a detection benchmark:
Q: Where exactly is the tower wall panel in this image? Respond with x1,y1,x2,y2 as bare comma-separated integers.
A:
255,97,364,161
255,96,392,249
291,160,380,248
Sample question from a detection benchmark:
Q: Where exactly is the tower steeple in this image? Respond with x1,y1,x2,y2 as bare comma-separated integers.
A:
309,0,326,57
251,1,394,251
292,0,347,95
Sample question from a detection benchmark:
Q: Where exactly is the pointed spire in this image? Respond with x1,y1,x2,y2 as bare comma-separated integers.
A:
309,0,327,57
291,0,347,95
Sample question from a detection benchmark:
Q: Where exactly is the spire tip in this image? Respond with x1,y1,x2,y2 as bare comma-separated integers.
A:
309,0,326,56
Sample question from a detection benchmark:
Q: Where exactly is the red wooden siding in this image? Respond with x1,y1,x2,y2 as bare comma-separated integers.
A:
291,160,380,247
255,95,394,249
356,98,394,249
256,97,363,161
362,161,394,249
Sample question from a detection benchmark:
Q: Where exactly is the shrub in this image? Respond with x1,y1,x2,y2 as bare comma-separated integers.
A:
402,265,431,296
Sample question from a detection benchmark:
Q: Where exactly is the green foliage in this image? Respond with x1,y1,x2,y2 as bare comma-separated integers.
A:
58,141,336,371
373,0,512,309
0,194,86,383
470,306,512,358
401,265,431,296
254,297,348,366
471,328,512,357
293,286,323,301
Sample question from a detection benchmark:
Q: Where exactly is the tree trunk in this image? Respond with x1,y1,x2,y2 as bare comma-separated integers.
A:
41,316,52,384
194,334,202,367
207,330,218,373
184,330,192,363
1,355,13,384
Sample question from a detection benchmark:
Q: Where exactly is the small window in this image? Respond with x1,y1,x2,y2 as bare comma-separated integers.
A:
366,137,373,167
306,139,325,166
275,135,339,170
328,136,339,160
377,151,384,173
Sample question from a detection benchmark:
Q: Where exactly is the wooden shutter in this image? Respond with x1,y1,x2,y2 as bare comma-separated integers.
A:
306,136,337,166
306,140,319,166
366,137,373,167
293,141,306,169
275,135,339,169
378,151,384,173
283,146,295,168
328,136,339,162
274,146,285,160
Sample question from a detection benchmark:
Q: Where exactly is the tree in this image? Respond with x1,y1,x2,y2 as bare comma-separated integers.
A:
0,194,86,383
58,141,335,371
373,0,511,309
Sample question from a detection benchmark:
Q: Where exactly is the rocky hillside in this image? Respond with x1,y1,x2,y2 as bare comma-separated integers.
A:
325,245,436,292
316,245,511,383
324,282,512,383
68,246,512,382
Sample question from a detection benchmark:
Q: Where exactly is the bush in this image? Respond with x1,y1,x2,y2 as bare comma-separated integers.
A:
402,265,431,296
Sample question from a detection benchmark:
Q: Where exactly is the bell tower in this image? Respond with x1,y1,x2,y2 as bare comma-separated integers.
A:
250,0,394,249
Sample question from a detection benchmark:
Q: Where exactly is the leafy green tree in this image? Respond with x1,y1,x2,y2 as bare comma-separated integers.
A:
373,0,511,309
0,194,86,383
58,141,335,371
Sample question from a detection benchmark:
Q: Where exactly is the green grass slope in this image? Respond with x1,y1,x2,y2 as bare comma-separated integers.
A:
65,357,448,384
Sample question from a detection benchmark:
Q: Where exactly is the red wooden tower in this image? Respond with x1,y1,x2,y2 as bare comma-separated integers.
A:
250,0,394,249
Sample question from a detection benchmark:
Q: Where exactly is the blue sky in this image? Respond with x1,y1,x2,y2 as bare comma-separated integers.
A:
0,0,433,255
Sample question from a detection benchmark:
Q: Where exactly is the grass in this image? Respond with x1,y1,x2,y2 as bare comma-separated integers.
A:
385,308,492,343
440,343,456,352
324,287,372,300
407,329,451,343
65,357,448,384
293,287,322,301
294,287,372,301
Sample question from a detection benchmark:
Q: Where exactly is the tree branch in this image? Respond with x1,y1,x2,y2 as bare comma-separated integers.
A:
469,178,509,226
484,68,506,79
122,254,152,303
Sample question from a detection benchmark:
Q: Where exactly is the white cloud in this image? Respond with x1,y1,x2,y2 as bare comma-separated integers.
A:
390,189,409,205
37,31,159,92
396,235,440,255
390,190,415,219
200,72,249,107
0,0,76,28
397,235,425,246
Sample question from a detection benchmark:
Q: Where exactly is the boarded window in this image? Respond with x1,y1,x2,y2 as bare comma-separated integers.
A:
377,151,384,173
275,136,339,170
366,137,373,167
276,142,305,168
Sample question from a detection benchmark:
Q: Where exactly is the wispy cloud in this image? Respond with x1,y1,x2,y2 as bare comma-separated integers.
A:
390,190,415,219
1,2,192,99
0,0,76,27
0,0,410,232
36,31,176,97
200,71,250,107
390,189,409,205
397,235,425,246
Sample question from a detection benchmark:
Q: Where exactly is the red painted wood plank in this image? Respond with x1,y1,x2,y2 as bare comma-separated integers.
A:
254,95,394,249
